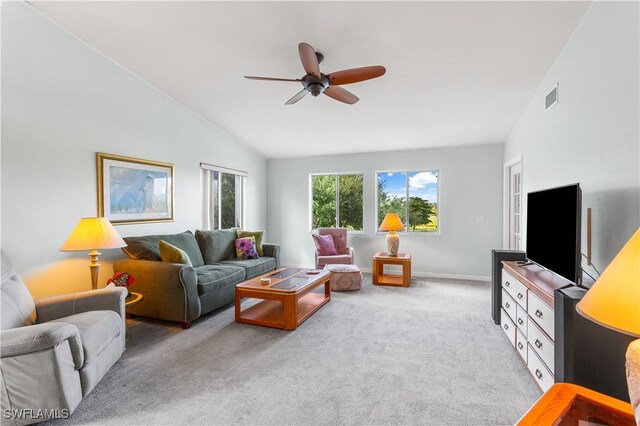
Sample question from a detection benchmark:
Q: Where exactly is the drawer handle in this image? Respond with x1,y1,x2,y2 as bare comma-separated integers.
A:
503,324,509,331
535,369,543,379
518,318,524,325
518,342,524,350
535,310,543,318
517,293,524,300
505,302,510,309
535,339,542,349
505,281,510,287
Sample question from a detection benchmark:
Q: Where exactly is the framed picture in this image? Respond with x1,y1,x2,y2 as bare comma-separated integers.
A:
97,153,174,224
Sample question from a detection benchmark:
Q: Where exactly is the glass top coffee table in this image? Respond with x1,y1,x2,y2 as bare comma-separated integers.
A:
235,268,331,330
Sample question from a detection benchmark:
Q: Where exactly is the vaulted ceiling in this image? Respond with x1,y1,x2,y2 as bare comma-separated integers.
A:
31,1,591,158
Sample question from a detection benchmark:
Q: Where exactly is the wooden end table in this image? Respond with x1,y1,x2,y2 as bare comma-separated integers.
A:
124,291,143,319
373,252,411,287
516,383,635,425
235,268,331,331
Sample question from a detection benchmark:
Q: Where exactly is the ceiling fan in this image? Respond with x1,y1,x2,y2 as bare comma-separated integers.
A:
245,42,386,105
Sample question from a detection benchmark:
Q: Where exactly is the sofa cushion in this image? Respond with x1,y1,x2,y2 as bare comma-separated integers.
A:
50,310,122,364
1,251,36,330
317,254,353,268
159,240,192,266
195,229,237,264
218,257,276,279
122,231,204,267
237,230,265,256
194,265,245,296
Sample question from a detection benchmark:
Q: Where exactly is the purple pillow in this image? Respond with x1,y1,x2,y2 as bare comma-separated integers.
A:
313,234,338,256
235,237,259,260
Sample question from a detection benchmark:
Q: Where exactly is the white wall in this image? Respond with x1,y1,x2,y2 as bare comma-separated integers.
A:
1,2,267,297
268,144,504,280
505,1,640,282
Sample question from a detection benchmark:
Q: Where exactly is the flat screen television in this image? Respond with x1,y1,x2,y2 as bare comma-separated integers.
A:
526,183,582,286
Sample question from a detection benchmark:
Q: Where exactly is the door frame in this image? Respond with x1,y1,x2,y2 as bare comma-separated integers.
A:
503,154,523,249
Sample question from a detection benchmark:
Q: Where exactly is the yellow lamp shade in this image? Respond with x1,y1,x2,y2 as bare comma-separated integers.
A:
576,227,640,338
61,217,126,251
379,213,405,232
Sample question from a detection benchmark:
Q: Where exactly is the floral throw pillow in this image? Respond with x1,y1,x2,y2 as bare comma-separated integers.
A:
235,237,259,260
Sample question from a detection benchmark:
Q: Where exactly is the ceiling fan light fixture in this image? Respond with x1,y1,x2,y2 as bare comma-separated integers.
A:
245,42,386,105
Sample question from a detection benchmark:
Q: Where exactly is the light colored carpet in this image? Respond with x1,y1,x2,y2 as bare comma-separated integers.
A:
46,274,540,425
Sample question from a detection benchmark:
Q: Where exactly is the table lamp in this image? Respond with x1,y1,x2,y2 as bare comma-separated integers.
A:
379,212,405,256
576,227,640,417
60,217,127,290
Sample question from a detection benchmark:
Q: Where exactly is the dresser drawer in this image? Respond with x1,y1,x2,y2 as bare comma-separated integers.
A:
501,270,518,300
502,270,528,309
528,317,554,372
501,289,516,322
528,290,554,340
527,344,554,392
516,330,527,362
516,304,527,335
500,308,516,347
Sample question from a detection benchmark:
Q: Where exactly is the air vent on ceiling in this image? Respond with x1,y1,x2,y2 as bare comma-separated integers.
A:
545,83,559,110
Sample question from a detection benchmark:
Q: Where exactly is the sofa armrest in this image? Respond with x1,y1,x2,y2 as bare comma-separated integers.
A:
35,287,127,324
113,259,200,323
263,243,280,269
1,322,83,368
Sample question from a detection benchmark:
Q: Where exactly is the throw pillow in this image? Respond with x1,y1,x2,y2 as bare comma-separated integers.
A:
159,240,193,266
235,237,259,260
312,233,338,256
237,230,265,256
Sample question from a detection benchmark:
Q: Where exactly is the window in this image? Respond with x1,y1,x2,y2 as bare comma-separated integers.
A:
202,163,247,229
310,173,363,231
377,170,439,233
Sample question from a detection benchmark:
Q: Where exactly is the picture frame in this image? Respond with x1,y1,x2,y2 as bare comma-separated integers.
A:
97,153,174,224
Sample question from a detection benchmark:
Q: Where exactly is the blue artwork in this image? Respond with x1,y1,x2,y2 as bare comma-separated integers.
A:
109,166,169,215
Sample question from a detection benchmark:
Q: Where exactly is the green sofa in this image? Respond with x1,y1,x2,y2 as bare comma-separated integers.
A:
113,229,280,328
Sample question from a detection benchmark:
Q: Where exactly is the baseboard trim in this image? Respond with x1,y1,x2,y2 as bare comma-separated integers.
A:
281,263,490,283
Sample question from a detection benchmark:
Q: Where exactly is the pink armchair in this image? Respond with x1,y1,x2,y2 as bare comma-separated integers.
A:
314,228,355,269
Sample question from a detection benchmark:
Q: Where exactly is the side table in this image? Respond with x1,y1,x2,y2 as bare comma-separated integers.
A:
516,383,634,425
372,252,411,287
124,291,143,319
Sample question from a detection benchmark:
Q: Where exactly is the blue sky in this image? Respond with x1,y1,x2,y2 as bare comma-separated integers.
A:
380,171,438,203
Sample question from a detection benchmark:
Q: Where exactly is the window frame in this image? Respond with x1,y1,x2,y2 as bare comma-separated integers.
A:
308,171,365,234
375,168,441,237
201,163,247,230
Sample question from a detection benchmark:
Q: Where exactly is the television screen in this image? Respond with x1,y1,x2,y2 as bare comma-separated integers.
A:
526,184,582,285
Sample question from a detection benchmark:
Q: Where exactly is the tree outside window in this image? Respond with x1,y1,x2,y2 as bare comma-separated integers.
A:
377,171,439,233
311,174,363,231
202,165,245,230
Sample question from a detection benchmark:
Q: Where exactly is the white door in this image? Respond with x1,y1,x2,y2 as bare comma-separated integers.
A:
508,161,522,250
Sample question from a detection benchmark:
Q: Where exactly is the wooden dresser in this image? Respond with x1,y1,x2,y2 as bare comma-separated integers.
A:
500,261,573,391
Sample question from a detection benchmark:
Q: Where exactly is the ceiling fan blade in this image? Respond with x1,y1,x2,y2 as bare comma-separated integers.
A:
245,76,302,82
298,43,321,78
324,86,359,105
285,89,309,105
327,66,386,85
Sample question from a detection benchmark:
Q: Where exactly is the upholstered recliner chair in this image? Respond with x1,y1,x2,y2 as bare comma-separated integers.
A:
0,251,126,425
314,227,355,269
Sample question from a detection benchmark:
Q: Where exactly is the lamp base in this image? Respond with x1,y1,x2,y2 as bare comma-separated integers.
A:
88,250,101,290
386,232,400,256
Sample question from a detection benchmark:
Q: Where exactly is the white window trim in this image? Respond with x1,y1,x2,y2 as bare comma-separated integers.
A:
374,168,441,237
201,163,247,230
309,171,365,233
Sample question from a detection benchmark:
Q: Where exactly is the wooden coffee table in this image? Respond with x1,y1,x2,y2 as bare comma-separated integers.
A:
235,268,331,330
372,252,412,287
